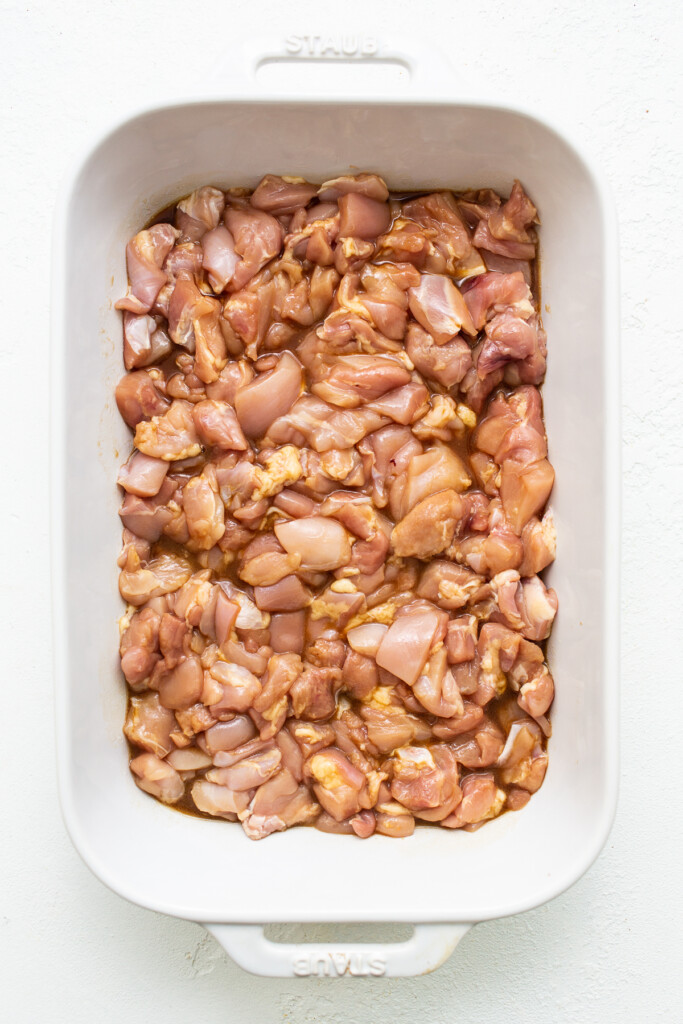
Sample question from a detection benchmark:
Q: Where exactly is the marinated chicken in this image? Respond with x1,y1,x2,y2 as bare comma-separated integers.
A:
116,173,557,840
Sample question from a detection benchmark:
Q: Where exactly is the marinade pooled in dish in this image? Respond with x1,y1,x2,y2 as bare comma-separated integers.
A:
115,173,557,840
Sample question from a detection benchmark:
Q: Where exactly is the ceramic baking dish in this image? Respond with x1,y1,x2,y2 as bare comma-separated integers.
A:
51,38,620,977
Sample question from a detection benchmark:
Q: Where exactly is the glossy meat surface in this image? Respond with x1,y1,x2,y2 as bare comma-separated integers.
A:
116,174,556,839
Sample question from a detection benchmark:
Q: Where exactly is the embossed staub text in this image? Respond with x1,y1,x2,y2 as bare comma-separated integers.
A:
292,951,387,977
284,35,379,58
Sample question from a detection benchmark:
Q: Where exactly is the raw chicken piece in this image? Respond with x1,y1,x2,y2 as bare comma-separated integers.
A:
391,445,471,520
270,611,306,654
117,451,169,498
490,571,558,641
116,370,170,429
376,605,445,685
205,659,262,713
456,498,524,577
374,802,416,837
119,552,192,606
474,386,554,533
305,748,370,822
253,653,302,724
406,322,472,387
497,721,548,793
254,576,313,613
311,354,410,408
358,424,423,509
445,615,478,664
391,489,464,559
337,192,390,239
473,219,536,260
210,747,282,790
519,511,556,576
204,717,257,754
412,647,464,718
118,482,175,543
224,206,283,291
290,664,341,720
251,174,317,214
191,780,250,819
183,467,225,550
488,180,538,243
408,274,476,342
192,399,248,450
120,606,161,685
449,720,506,768
341,650,379,700
201,225,239,293
122,312,173,370
123,693,176,757
350,810,377,838
441,773,506,829
318,173,389,202
116,224,177,314
176,186,226,240
240,780,320,840
416,562,486,611
134,400,201,461
500,458,555,535
130,753,184,803
166,747,212,771
234,351,303,437
239,534,300,587
157,654,204,710
462,270,533,330
275,516,351,571
366,383,430,424
402,192,473,273
346,623,389,658
388,745,461,821
477,311,539,377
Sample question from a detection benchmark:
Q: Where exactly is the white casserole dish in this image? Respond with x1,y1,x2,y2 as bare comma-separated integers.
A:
51,38,620,977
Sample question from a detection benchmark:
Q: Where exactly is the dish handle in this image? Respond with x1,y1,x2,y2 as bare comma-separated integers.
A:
203,922,471,978
209,33,460,99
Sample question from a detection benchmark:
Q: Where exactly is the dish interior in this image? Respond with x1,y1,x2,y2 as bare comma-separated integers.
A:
56,99,615,922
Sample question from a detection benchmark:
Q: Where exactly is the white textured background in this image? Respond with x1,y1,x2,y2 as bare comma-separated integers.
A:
2,0,682,1020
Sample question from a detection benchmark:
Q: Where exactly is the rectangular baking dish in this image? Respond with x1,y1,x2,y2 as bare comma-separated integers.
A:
51,38,619,977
